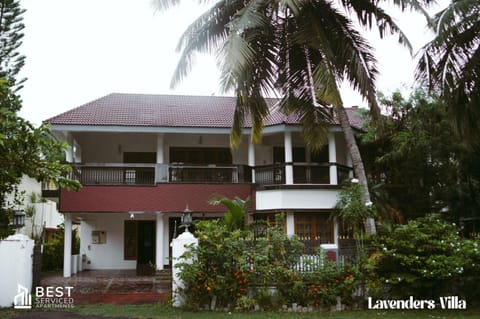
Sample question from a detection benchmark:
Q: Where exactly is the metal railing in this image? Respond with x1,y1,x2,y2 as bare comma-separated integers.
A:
254,163,352,185
69,163,251,185
68,162,351,186
70,163,156,186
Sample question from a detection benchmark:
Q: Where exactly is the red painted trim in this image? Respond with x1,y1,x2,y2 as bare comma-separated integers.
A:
60,184,253,213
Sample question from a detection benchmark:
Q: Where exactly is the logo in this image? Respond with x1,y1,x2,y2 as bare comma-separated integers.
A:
13,284,32,309
13,284,75,310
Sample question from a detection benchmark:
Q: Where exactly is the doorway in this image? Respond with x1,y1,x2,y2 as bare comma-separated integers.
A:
136,221,156,275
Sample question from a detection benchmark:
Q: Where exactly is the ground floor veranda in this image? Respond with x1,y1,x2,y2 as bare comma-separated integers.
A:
62,211,341,278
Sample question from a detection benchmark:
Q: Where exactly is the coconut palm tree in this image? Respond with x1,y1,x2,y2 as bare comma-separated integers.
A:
416,0,480,147
155,0,431,234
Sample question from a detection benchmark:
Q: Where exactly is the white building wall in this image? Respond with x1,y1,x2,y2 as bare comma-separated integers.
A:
78,212,177,270
79,213,142,270
3,176,62,239
78,132,157,163
256,189,340,211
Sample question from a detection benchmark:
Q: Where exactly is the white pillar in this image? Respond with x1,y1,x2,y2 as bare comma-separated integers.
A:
284,131,293,184
346,153,354,178
286,212,295,237
328,133,338,185
171,231,198,307
156,133,166,182
65,133,74,163
156,133,164,163
63,213,72,278
156,212,165,270
248,139,255,183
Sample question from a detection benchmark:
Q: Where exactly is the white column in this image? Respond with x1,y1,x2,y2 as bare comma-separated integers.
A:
286,212,295,237
163,215,170,265
156,212,165,270
156,133,166,182
346,153,354,178
328,133,338,185
156,133,165,163
248,139,255,183
305,147,311,183
63,213,72,278
284,131,293,184
65,133,74,163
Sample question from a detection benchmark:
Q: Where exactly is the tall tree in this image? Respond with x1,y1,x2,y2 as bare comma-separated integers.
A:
360,89,480,229
416,0,480,147
156,0,431,235
0,1,80,237
0,0,26,94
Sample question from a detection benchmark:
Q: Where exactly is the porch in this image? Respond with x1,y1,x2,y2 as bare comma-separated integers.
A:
40,269,171,305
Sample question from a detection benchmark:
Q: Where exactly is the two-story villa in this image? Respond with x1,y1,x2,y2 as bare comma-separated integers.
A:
45,93,361,277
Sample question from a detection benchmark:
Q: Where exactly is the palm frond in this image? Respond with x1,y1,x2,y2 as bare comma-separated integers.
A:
171,0,242,87
415,0,480,144
341,0,413,53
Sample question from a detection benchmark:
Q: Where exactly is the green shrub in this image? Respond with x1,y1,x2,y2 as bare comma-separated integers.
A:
177,213,362,310
367,214,480,303
42,226,80,271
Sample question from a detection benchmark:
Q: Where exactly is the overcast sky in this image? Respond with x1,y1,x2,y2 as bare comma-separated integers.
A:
18,0,447,126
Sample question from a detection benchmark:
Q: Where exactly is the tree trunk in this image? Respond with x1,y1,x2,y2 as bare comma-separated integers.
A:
336,106,377,235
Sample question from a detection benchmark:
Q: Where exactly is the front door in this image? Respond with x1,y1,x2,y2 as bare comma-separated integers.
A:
136,221,156,275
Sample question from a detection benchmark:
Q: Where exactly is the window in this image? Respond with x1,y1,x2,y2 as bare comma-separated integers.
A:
295,213,333,243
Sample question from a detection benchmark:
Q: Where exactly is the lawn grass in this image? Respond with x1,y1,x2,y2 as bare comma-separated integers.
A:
2,303,478,319
73,303,479,319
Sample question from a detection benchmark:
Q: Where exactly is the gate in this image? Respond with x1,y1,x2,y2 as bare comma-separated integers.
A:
32,243,42,289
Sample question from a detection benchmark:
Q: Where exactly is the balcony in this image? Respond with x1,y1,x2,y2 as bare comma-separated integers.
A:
255,163,352,185
68,163,351,186
69,163,252,186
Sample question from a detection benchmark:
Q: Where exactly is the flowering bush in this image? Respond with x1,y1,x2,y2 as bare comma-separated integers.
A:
367,214,480,302
177,209,362,310
303,259,360,307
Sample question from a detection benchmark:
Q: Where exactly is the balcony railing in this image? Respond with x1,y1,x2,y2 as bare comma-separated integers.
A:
70,163,156,186
70,163,251,186
68,162,351,186
255,163,352,185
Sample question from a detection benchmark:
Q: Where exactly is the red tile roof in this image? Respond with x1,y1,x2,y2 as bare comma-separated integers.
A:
45,93,364,129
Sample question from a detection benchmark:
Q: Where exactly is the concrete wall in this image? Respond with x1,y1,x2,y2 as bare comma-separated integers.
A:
256,188,340,211
79,212,170,270
0,234,34,308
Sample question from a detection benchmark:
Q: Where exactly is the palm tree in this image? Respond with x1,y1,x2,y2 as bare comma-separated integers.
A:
208,195,250,231
155,0,430,235
416,0,480,147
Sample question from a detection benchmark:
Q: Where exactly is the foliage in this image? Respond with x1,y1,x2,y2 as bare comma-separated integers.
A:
416,0,480,147
153,0,433,236
360,89,480,225
177,210,360,310
42,225,80,271
0,81,80,237
367,214,480,303
334,179,377,241
0,0,26,93
208,195,250,231
0,0,79,237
